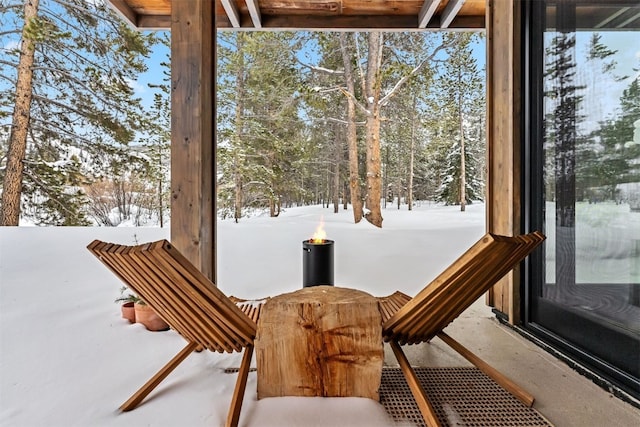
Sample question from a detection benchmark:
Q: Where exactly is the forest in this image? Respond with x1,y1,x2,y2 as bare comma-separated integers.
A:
11,1,638,228
0,0,487,227
215,31,486,226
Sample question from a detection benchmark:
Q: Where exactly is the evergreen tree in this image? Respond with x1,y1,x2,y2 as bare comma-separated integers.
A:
590,77,640,197
140,40,171,227
544,31,585,226
216,32,307,218
0,0,157,225
213,31,487,221
432,33,485,208
573,32,629,201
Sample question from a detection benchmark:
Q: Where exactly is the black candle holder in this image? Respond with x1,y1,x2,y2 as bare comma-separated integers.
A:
302,239,334,288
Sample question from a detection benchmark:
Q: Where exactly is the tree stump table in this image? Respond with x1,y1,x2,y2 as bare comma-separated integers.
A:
255,286,383,400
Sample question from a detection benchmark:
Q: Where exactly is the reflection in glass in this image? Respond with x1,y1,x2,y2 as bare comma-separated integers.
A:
542,3,640,335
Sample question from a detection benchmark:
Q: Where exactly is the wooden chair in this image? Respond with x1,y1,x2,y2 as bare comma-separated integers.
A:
378,231,546,427
87,239,266,427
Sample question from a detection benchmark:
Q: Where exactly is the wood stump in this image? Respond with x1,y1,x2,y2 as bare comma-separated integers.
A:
255,286,383,400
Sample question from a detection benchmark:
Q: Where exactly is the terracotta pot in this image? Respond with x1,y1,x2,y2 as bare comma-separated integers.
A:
134,303,169,331
121,302,136,323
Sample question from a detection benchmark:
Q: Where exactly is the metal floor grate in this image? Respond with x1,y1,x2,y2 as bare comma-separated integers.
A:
380,367,553,427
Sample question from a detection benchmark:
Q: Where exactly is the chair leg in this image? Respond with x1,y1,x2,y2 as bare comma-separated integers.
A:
120,341,199,412
389,341,442,427
437,332,535,407
225,344,254,427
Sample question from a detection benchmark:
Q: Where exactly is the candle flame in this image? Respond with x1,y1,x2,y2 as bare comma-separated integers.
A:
310,218,327,243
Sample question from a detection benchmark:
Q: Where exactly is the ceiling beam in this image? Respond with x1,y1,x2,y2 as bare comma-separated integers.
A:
245,0,263,28
418,0,441,29
137,14,172,29
617,9,640,28
107,0,139,27
220,0,241,27
595,7,629,29
215,14,484,31
441,0,466,28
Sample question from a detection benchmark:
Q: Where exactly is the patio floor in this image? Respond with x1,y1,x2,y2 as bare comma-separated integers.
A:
385,298,640,426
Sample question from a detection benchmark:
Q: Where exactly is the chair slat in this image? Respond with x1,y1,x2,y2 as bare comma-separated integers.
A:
142,249,248,352
133,249,238,352
155,242,257,340
383,232,545,344
87,239,259,354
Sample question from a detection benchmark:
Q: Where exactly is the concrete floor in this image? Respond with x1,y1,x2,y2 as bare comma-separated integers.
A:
382,298,640,427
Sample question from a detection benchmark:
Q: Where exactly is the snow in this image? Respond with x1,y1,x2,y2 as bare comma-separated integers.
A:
0,203,485,427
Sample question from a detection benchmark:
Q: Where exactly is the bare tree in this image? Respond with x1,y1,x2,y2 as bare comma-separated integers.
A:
339,33,363,223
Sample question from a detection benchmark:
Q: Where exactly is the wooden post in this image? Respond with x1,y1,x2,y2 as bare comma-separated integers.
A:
255,286,383,400
170,0,216,282
486,0,522,323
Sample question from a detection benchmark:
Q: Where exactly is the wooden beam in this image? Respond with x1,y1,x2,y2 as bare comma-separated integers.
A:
594,7,629,29
245,0,263,28
617,10,640,28
220,0,241,28
170,0,216,282
440,0,466,28
137,14,172,30
107,0,139,27
418,0,441,28
216,14,485,31
485,0,522,323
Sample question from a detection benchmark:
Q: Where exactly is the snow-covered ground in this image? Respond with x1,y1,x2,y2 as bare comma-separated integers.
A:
0,203,488,427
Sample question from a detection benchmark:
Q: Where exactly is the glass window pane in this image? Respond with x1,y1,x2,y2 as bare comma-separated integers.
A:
542,2,640,334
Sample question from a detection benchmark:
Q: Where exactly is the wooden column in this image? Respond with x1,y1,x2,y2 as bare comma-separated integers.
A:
486,0,522,323
170,0,216,281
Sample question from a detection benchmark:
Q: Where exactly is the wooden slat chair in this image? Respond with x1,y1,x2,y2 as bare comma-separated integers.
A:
87,239,267,427
378,231,546,427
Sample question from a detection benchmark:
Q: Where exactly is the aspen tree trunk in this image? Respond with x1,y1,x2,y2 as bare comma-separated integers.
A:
1,0,39,226
333,125,340,214
158,171,164,228
397,175,401,209
339,33,363,223
233,155,243,222
343,182,348,210
234,35,246,223
459,85,466,212
364,32,383,228
408,94,416,211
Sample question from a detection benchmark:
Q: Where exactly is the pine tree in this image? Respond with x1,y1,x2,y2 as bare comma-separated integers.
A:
590,77,640,198
216,32,308,218
544,31,585,227
0,0,157,225
432,33,485,209
142,48,171,227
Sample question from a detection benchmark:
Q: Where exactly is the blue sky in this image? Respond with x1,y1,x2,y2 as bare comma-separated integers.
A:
132,31,170,109
133,31,487,109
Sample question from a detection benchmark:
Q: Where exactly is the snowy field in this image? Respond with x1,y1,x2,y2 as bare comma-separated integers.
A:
0,203,485,427
545,201,640,284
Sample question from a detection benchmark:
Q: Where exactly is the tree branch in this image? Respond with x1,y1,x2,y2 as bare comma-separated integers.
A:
379,38,455,107
296,57,344,76
325,117,366,126
22,166,84,217
353,33,367,97
339,87,371,117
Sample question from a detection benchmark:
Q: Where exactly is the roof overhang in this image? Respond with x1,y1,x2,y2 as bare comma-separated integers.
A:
107,0,486,31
